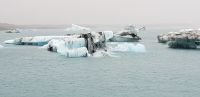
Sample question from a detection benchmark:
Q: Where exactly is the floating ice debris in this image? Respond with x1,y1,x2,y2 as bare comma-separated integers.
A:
65,24,91,33
4,36,79,46
92,50,113,57
157,29,200,49
3,39,15,44
103,31,114,40
5,29,20,33
107,42,146,52
58,47,88,58
45,39,88,57
109,25,144,42
4,26,145,58
46,38,86,51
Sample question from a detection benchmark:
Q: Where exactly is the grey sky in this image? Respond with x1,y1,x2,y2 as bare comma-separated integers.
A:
0,0,200,25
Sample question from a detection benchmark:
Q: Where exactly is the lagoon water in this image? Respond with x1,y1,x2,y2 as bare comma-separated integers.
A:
0,25,200,97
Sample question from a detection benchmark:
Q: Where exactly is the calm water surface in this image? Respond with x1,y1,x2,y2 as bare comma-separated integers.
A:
0,25,200,97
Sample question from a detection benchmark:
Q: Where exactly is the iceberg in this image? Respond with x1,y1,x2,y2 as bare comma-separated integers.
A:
5,29,20,33
4,36,79,46
58,47,88,58
109,25,144,42
107,42,146,52
157,29,200,49
46,38,86,51
3,39,15,44
46,38,88,57
3,27,145,58
102,31,114,41
65,24,91,33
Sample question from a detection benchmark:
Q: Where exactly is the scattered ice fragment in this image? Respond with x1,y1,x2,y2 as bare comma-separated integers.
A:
107,42,146,52
102,31,114,40
3,39,15,44
3,36,79,46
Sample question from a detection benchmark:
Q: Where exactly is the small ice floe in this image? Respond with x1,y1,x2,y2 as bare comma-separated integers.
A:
3,39,15,44
45,32,108,57
4,36,78,46
107,42,146,52
58,47,89,58
65,24,91,33
45,38,88,57
103,31,114,40
5,29,20,33
157,29,200,49
109,25,145,42
92,50,115,57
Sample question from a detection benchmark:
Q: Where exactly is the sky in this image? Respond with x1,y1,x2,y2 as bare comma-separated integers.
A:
0,0,200,25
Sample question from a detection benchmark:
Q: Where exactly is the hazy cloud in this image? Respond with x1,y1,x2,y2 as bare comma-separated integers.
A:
0,0,199,25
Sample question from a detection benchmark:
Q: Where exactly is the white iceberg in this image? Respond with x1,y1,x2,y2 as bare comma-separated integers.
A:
47,38,86,50
107,42,146,52
58,47,88,58
109,25,143,42
65,24,91,33
46,38,88,57
4,36,80,46
5,29,20,33
103,31,114,41
3,39,15,44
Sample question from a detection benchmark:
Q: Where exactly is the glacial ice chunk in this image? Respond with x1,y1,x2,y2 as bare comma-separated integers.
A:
103,31,114,40
92,50,118,57
47,38,86,49
4,36,79,46
3,40,15,44
107,42,146,52
46,38,88,57
58,47,88,58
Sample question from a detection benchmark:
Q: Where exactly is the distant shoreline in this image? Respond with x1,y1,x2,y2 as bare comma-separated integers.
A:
0,23,199,31
0,23,69,31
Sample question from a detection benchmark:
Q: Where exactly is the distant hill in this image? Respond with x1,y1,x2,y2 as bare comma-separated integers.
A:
0,23,17,31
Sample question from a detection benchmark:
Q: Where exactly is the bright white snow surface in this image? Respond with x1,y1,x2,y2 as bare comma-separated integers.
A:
65,24,91,33
107,42,146,52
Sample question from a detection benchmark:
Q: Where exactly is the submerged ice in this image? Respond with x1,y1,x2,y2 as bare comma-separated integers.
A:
107,42,146,52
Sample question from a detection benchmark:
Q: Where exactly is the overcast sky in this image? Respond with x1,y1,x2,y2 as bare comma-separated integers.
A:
0,0,200,25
